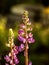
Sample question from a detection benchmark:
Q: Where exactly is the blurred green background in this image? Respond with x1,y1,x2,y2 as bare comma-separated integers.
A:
0,0,49,65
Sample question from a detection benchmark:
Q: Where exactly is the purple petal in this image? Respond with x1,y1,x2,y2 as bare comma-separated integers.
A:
13,49,19,54
28,37,35,43
18,29,24,35
14,58,19,64
20,44,24,49
29,61,32,65
4,55,10,62
28,33,33,37
18,46,23,52
10,60,13,64
18,36,26,43
13,54,17,59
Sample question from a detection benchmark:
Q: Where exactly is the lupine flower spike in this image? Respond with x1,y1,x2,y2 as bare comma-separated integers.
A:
18,11,35,65
4,28,19,65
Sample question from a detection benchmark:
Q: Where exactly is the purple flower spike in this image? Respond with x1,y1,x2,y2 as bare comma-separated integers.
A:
18,29,24,35
29,61,32,65
18,11,35,65
4,55,10,62
4,29,19,65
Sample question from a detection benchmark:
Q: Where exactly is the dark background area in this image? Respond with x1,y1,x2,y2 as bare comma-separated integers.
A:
0,0,49,14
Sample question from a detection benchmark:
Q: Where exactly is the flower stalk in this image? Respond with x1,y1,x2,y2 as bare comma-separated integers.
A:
9,29,14,65
4,29,19,65
25,13,29,65
18,11,35,65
